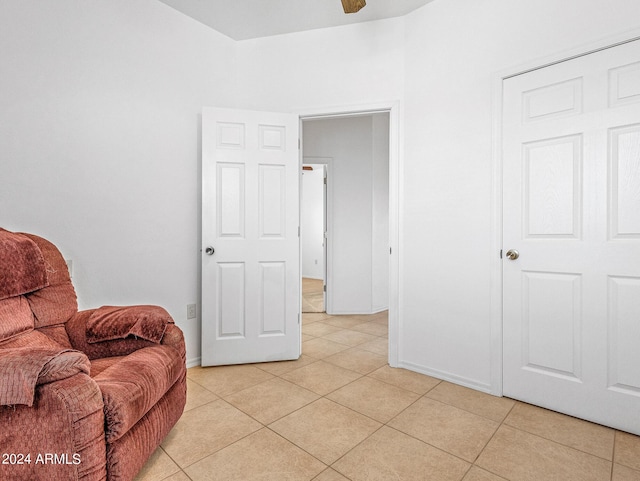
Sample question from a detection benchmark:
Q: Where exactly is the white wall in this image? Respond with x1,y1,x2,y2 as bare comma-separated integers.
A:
3,0,638,389
401,0,640,390
0,0,237,366
303,114,389,314
234,18,405,112
301,165,325,280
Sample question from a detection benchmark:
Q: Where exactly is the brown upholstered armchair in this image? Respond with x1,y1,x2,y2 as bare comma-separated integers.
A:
0,229,187,481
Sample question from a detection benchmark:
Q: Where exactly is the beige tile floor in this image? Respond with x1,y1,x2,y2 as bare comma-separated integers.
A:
135,311,640,481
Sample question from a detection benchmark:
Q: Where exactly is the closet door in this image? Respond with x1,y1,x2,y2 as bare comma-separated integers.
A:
503,39,640,434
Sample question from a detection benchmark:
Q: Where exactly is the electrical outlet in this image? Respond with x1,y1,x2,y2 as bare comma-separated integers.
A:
187,304,197,320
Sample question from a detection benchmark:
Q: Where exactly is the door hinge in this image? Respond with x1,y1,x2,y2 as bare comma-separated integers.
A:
390,247,392,255
323,284,326,292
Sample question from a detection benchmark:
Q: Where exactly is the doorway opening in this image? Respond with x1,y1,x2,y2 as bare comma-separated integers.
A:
300,111,391,316
298,102,400,368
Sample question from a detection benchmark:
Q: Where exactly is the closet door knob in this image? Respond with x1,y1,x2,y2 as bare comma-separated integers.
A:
205,246,215,256
505,249,519,260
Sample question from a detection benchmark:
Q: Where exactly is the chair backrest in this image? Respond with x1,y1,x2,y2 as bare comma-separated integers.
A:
22,233,78,329
0,229,77,345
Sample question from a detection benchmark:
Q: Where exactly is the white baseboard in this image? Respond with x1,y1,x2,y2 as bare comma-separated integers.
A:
326,306,389,316
186,357,201,369
397,360,494,395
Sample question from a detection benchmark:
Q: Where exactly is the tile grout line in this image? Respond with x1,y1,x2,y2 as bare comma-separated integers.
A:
610,432,615,481
325,423,387,479
316,376,446,479
155,446,192,481
479,411,622,480
501,401,621,464
262,425,331,476
466,398,518,480
422,389,511,425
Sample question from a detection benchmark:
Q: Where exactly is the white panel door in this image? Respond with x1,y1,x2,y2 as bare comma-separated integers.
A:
202,107,300,366
503,39,640,434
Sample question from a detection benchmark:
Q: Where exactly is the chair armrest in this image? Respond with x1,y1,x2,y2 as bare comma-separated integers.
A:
159,323,186,363
0,347,90,406
0,372,107,481
65,309,185,361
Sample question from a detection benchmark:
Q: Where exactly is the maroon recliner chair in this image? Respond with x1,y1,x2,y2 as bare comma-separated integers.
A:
0,228,187,481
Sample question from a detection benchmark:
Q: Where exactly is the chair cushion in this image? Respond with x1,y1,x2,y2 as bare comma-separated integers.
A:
93,345,184,443
0,296,34,342
89,356,125,378
36,324,74,349
0,229,48,300
0,329,62,350
27,283,78,329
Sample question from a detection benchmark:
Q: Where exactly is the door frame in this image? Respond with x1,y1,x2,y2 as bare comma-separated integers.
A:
298,101,401,367
490,28,640,396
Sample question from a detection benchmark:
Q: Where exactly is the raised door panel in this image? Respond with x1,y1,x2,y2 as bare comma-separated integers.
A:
259,165,286,239
610,124,640,238
524,135,582,238
218,263,245,338
217,164,246,238
217,122,246,149
608,276,640,395
609,61,640,108
523,78,583,122
259,125,286,151
522,271,582,381
260,262,287,336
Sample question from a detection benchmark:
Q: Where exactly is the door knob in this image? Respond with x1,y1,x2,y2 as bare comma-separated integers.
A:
505,249,519,260
205,246,215,256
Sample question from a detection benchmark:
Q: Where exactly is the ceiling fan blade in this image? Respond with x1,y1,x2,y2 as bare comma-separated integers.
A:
341,0,366,14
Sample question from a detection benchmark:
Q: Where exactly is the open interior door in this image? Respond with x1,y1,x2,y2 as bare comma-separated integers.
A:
201,107,300,366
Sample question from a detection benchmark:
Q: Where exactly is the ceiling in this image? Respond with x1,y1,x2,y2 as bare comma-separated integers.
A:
156,0,435,41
